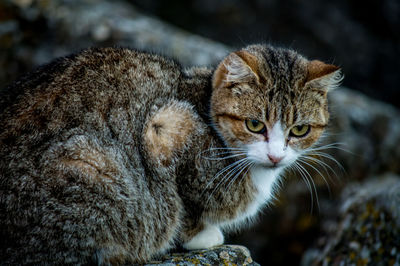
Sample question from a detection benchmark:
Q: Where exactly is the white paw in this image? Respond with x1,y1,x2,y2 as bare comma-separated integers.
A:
183,225,224,250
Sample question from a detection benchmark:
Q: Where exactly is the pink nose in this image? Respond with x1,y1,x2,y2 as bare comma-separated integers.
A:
268,154,283,164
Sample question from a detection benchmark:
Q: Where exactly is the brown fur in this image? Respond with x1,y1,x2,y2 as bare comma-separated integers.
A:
144,101,201,166
307,60,340,82
0,44,340,264
211,45,340,150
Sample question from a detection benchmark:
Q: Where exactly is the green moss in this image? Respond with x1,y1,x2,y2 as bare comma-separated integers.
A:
189,257,201,265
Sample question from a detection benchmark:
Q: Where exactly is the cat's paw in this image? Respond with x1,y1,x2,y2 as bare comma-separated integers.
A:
183,225,224,250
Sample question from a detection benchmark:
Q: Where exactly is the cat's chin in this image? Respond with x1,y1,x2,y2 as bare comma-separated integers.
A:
257,162,285,170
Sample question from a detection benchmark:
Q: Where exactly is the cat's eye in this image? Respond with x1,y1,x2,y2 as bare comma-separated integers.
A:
245,119,266,133
290,125,310,137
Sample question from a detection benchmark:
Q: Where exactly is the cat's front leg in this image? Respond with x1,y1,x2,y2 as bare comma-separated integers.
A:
183,224,224,250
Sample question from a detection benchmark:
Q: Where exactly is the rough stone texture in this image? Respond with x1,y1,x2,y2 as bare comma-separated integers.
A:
144,245,259,266
302,175,400,266
0,0,229,88
328,88,400,178
1,0,400,265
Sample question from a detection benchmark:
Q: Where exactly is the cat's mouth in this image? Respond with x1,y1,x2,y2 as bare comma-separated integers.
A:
258,161,284,169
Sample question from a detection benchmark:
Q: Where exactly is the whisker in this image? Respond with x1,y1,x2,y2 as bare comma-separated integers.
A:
300,154,342,184
202,153,247,161
202,158,248,204
307,151,345,173
292,162,315,213
300,155,330,177
198,147,246,158
297,157,332,197
238,162,254,187
296,162,320,212
211,151,244,156
225,160,253,193
306,142,352,154
212,159,249,195
202,158,245,194
200,147,246,153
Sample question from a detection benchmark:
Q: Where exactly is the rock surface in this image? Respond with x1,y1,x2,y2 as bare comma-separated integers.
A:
328,88,400,178
302,175,400,266
145,245,259,266
0,0,229,88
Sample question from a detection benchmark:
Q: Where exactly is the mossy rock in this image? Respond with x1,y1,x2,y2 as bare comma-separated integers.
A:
144,245,260,266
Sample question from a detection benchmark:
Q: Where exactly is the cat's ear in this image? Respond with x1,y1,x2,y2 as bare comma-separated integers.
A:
213,50,259,89
305,60,343,91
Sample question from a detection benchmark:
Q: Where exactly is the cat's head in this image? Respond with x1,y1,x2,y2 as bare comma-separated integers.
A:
210,44,342,169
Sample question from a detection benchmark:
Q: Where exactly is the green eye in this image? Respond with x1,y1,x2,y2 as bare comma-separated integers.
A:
290,125,310,137
246,119,266,133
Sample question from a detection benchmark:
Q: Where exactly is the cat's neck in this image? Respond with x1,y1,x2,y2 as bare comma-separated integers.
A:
178,67,213,122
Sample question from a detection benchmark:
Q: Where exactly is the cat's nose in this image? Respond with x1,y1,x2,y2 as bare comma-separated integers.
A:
268,154,283,164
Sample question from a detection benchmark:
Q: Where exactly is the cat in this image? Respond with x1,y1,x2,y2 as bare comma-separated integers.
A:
0,44,341,264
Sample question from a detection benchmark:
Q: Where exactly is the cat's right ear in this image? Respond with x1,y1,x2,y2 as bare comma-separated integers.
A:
305,60,343,92
212,51,260,89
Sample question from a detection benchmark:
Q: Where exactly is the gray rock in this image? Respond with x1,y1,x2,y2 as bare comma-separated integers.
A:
1,0,229,88
144,245,259,266
302,175,400,265
328,88,400,178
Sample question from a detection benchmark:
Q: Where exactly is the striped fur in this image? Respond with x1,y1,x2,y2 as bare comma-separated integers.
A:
0,44,341,264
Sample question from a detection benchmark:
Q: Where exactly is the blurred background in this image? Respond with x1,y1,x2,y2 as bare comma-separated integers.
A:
133,0,400,108
1,0,400,265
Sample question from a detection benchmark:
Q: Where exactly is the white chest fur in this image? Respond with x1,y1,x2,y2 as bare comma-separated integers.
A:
219,165,282,230
247,165,282,213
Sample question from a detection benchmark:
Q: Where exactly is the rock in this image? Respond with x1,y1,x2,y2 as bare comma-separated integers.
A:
328,88,400,178
302,175,400,265
0,0,229,88
144,245,259,266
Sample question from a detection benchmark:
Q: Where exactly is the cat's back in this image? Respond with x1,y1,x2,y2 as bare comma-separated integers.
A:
0,47,182,152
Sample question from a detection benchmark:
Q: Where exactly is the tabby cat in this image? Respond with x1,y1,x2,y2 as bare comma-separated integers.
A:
0,44,341,264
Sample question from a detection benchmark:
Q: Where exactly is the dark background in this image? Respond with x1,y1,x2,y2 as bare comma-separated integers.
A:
133,0,400,107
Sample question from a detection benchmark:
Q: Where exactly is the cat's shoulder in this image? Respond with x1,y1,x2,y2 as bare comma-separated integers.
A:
143,100,207,166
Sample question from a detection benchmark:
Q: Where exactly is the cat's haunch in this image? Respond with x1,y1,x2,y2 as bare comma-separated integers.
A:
0,44,341,264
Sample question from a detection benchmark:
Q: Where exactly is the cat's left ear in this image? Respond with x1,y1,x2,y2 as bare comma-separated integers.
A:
213,50,260,89
305,60,343,92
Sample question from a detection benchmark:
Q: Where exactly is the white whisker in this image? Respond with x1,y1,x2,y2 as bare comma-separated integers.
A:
306,142,352,154
202,158,248,204
293,163,314,211
225,160,253,193
202,153,247,161
295,161,320,213
307,151,345,172
300,154,341,184
238,162,254,187
211,159,249,196
297,157,332,197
